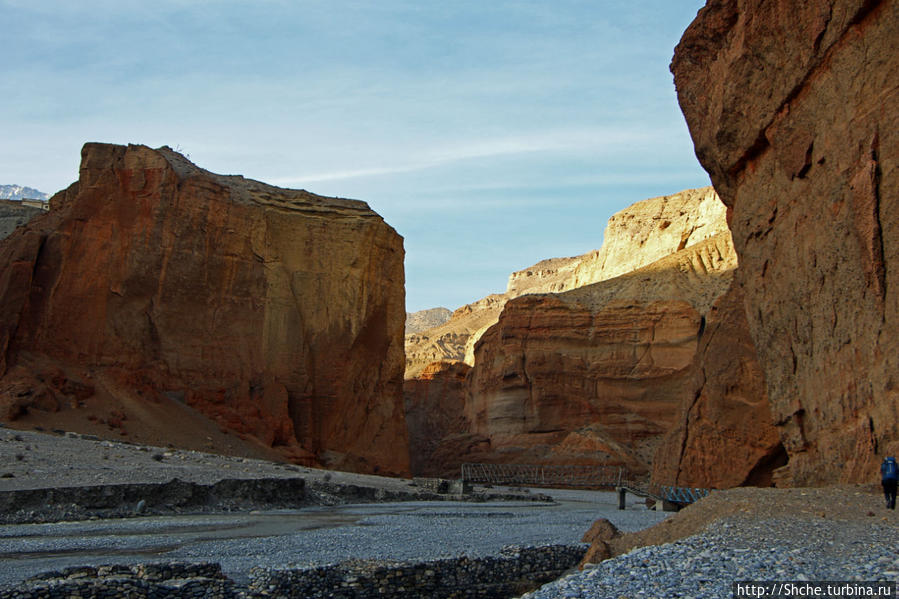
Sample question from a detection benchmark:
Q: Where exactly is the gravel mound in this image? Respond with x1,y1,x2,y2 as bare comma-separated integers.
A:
524,487,899,598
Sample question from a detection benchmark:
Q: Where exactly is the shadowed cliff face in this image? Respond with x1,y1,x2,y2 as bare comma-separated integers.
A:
673,0,899,484
0,143,409,476
651,281,785,489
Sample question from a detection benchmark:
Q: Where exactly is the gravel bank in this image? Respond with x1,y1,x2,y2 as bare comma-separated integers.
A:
523,488,899,598
0,428,410,491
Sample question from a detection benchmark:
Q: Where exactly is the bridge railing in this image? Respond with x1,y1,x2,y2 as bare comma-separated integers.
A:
460,463,627,489
660,486,711,505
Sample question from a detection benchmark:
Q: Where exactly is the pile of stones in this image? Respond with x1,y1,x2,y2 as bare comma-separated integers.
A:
0,545,586,599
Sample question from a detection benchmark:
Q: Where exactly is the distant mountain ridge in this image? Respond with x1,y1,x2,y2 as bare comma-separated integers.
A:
405,307,452,335
0,184,49,201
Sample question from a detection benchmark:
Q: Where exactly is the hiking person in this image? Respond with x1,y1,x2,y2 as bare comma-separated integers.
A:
881,456,898,509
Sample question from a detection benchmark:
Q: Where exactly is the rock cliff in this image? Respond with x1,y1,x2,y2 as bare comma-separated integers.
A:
0,200,44,240
405,307,452,335
403,361,489,478
650,281,784,488
672,0,899,484
404,188,785,482
0,143,409,476
404,187,728,378
465,233,738,475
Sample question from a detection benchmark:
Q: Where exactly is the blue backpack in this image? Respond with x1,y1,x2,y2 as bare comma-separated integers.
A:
883,457,898,481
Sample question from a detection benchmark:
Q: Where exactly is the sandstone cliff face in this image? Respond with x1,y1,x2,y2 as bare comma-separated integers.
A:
404,187,727,378
506,186,729,295
0,143,408,475
650,281,784,488
673,0,899,484
464,234,738,475
403,361,489,478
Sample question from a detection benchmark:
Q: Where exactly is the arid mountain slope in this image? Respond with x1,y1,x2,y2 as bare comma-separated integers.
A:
405,308,452,335
673,0,899,484
0,143,409,476
0,200,44,240
404,187,728,378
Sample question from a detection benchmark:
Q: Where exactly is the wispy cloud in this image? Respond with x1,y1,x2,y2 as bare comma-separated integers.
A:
271,127,661,186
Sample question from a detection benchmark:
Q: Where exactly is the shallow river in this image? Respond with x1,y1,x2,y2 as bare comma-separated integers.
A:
0,488,668,585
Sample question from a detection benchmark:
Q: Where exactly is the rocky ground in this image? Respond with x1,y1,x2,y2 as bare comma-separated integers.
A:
2,426,895,597
0,427,553,525
526,486,899,598
0,427,405,491
0,428,667,588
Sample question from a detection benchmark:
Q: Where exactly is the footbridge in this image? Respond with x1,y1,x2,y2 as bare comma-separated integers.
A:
460,463,626,489
460,463,711,511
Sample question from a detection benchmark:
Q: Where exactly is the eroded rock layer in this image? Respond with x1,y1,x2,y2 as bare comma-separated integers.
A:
650,281,784,489
0,143,408,475
464,234,738,475
404,187,728,378
673,0,899,484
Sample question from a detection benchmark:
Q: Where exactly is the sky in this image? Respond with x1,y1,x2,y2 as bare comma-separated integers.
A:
1,0,710,313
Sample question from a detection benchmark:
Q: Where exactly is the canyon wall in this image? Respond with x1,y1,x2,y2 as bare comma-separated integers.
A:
403,361,490,478
0,143,409,475
404,187,728,378
465,233,738,475
405,187,785,483
673,0,899,484
650,281,785,488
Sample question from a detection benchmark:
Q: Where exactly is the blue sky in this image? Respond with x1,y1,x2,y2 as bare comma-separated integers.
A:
1,0,709,312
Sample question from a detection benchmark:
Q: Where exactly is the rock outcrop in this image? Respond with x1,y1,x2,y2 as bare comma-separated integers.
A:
404,187,728,378
0,143,408,476
405,307,452,335
672,0,899,484
465,233,738,475
0,200,44,240
650,281,784,489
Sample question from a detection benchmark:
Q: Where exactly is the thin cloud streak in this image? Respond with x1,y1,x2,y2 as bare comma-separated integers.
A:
272,127,662,186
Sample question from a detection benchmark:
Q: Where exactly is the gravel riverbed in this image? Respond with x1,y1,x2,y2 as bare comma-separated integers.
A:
0,489,667,586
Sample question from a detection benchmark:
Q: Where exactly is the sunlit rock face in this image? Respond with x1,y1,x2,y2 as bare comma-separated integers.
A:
404,187,729,380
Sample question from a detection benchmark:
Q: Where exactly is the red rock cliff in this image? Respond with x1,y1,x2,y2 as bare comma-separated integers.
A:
465,233,738,475
650,281,785,489
673,0,899,484
0,143,409,475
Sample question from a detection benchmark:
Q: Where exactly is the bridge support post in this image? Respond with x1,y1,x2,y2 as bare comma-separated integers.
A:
617,487,626,510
